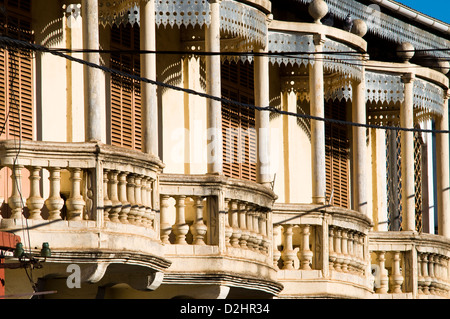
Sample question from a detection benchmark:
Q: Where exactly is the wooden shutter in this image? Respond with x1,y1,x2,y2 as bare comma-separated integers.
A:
325,100,349,208
0,0,33,141
110,24,142,150
221,60,257,182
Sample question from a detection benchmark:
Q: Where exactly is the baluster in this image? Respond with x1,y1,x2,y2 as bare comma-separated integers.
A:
26,166,44,220
108,171,121,223
148,179,156,228
133,175,144,226
444,257,450,296
273,225,282,269
160,194,171,244
145,178,155,228
418,252,425,294
173,195,189,245
340,229,350,272
229,200,241,248
329,227,336,272
300,224,313,270
391,251,403,293
358,235,367,274
66,168,86,221
140,177,149,227
118,172,130,224
102,169,111,222
376,251,389,294
421,254,432,295
223,199,232,246
259,213,268,253
281,225,296,270
238,202,249,249
8,165,24,219
347,232,357,273
429,254,437,295
190,196,207,245
354,233,363,274
334,228,343,271
126,174,138,224
246,204,256,250
434,255,443,296
253,211,262,251
45,167,64,220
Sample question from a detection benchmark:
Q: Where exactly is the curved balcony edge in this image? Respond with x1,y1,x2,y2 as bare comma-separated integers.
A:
162,271,283,297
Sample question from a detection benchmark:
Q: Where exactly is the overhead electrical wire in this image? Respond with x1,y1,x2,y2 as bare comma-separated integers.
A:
0,35,449,139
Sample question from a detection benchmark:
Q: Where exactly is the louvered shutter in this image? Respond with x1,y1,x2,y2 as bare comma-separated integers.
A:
325,100,350,208
0,0,33,141
110,24,142,151
221,60,257,182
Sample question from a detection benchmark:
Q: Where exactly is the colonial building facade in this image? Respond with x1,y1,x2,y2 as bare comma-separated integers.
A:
0,0,449,299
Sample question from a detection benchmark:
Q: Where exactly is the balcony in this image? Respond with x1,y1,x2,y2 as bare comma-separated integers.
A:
369,231,450,299
158,173,283,298
0,140,171,292
272,203,374,299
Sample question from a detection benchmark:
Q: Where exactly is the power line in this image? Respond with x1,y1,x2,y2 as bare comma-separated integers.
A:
0,35,449,135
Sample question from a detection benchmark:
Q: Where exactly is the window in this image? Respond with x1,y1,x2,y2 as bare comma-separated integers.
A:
325,100,350,208
221,60,257,182
109,24,142,150
0,0,33,141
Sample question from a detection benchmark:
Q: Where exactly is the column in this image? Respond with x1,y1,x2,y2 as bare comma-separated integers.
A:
255,45,271,186
81,0,102,141
400,73,416,231
371,128,388,231
352,65,368,215
205,0,222,174
140,0,158,155
436,91,450,237
309,34,326,204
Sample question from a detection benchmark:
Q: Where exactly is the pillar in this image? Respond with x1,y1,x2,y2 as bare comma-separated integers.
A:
436,91,450,237
400,73,415,231
82,0,103,142
205,0,222,174
309,34,326,204
255,45,271,186
352,67,368,215
140,0,158,156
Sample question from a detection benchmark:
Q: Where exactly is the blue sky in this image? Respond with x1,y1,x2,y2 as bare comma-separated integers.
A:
395,0,450,24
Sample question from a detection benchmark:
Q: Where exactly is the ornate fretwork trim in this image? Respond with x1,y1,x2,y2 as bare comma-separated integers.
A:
413,78,445,117
99,0,268,55
220,0,267,48
98,0,144,26
323,39,363,81
296,0,450,59
366,71,404,105
268,32,315,68
280,73,353,102
268,32,363,81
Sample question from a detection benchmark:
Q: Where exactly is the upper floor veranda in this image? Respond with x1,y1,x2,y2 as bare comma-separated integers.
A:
0,0,449,299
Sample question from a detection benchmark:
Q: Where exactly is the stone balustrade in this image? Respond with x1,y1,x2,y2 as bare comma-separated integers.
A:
159,174,275,255
0,140,164,252
272,203,374,298
158,173,282,297
0,141,161,226
370,231,450,299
